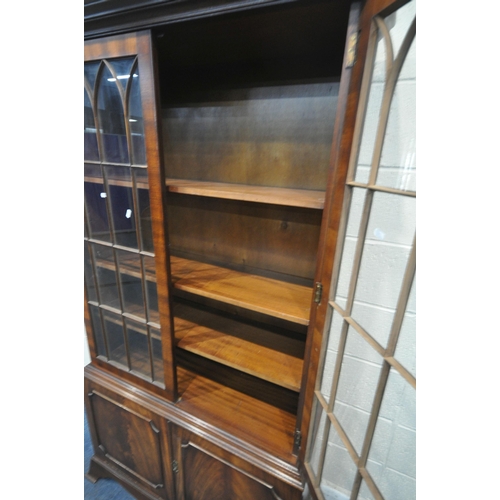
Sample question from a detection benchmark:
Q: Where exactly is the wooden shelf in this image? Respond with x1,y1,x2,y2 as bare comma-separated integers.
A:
166,178,325,209
174,301,304,392
84,174,149,190
93,252,311,325
171,256,312,326
176,362,297,464
98,302,161,335
94,253,156,282
106,341,165,387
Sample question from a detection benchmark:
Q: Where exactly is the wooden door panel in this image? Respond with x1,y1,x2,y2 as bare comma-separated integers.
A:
174,426,302,500
181,443,281,500
89,390,166,491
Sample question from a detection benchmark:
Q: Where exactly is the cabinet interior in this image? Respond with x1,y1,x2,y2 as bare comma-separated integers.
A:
150,0,350,456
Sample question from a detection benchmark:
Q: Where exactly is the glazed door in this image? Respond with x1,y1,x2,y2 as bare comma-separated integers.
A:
302,0,416,498
84,31,177,401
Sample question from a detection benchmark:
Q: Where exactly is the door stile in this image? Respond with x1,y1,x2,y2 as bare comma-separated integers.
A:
134,31,178,401
296,0,365,465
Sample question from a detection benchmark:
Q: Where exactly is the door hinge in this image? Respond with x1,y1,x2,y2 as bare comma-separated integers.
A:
172,460,179,474
294,429,302,448
314,282,323,304
346,31,359,68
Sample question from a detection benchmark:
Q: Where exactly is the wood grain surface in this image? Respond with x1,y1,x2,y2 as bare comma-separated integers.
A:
171,256,313,325
174,301,304,391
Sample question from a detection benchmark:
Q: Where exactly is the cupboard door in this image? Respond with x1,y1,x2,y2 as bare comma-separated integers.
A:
84,31,177,400
173,428,302,500
85,384,176,500
302,0,416,499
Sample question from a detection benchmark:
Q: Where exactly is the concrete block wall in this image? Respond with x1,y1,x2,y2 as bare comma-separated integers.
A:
317,1,416,499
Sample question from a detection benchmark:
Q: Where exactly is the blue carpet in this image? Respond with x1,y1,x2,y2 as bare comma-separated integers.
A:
84,410,136,500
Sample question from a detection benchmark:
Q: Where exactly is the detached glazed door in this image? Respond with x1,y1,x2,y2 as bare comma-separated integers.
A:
84,31,177,401
303,0,416,499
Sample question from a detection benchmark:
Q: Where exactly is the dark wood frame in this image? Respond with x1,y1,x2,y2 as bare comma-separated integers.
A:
85,31,177,401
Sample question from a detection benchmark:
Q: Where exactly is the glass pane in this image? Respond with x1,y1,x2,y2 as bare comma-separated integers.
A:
105,166,138,249
84,241,97,302
366,369,416,500
128,65,146,165
84,88,99,161
320,422,357,499
108,57,136,92
384,0,416,59
333,326,383,455
307,398,328,480
334,187,367,307
143,255,159,324
117,250,146,320
351,191,415,348
358,480,376,500
97,63,129,164
84,164,111,242
136,171,154,253
354,26,385,184
89,305,106,357
125,318,152,379
84,61,101,92
377,37,416,192
394,276,416,377
319,308,344,404
91,244,120,309
102,310,128,367
150,327,164,386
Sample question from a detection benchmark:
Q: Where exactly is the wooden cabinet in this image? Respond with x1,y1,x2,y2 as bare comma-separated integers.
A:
85,375,176,500
84,0,416,499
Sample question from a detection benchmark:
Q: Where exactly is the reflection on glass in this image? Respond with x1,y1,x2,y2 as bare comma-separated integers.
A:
125,318,152,379
128,65,146,165
108,57,136,92
84,88,99,161
334,188,366,304
333,327,383,454
91,244,119,309
84,242,97,302
320,422,357,499
136,173,154,253
85,164,111,242
366,369,416,500
308,399,328,480
117,250,145,319
84,61,101,92
97,63,129,164
377,38,416,192
105,166,138,249
319,308,343,404
351,191,415,347
150,327,164,386
103,310,128,367
143,255,159,324
89,305,107,357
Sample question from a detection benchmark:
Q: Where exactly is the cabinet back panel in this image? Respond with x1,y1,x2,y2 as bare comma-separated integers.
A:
162,82,339,190
166,193,322,282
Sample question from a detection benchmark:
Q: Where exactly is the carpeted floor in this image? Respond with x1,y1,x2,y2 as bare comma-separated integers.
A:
84,410,135,500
